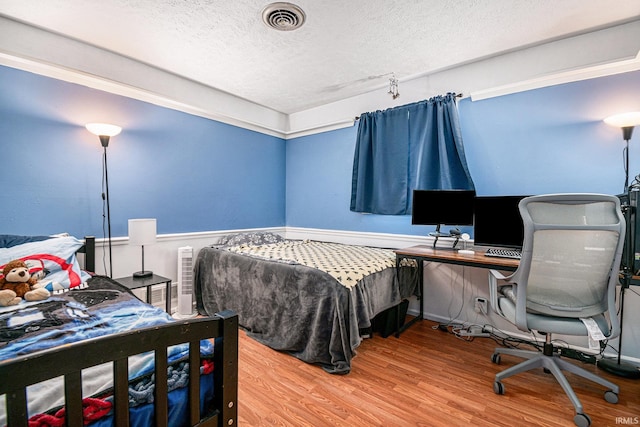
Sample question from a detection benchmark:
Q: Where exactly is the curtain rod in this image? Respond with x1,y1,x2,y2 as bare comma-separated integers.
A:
355,93,463,120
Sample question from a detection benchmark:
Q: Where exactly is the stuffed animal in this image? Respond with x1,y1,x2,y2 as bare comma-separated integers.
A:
0,259,50,306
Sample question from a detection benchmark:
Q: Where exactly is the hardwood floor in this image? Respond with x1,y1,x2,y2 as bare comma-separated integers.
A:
236,319,640,426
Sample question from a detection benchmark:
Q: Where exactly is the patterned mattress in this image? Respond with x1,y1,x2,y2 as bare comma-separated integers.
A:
226,240,396,289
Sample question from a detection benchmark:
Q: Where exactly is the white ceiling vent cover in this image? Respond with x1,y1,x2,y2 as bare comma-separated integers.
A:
262,2,306,31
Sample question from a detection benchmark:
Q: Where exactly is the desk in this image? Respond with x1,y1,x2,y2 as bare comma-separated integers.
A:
394,246,519,333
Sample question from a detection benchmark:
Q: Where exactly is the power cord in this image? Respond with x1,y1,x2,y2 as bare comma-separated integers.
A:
434,321,603,365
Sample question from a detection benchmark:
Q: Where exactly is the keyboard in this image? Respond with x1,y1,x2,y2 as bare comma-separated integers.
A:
484,248,522,260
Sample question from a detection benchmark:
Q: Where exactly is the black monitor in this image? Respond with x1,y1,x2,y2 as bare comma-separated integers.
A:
473,195,529,249
412,189,476,231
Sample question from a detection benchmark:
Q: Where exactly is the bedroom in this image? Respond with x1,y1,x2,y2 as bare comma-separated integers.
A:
1,1,640,425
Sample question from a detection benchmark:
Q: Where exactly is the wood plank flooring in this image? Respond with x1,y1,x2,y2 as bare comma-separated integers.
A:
236,319,640,426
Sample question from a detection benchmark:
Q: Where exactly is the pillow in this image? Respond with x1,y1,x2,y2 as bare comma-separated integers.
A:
216,231,285,248
0,234,51,248
0,236,91,290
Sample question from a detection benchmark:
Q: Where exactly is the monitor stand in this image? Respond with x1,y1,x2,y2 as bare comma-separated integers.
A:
429,225,462,249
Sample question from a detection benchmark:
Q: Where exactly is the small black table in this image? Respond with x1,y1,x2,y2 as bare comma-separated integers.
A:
114,273,173,313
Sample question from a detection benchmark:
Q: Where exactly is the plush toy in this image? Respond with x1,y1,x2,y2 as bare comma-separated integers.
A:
0,259,50,306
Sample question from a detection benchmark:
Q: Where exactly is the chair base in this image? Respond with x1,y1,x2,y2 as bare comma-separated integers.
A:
492,347,619,426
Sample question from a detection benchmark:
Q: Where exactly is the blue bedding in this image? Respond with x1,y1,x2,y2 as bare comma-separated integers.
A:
0,275,215,426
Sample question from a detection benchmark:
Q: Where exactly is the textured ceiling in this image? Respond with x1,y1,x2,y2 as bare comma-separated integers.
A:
1,0,639,114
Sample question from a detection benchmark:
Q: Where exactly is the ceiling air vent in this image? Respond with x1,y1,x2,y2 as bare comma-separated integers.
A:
262,2,306,31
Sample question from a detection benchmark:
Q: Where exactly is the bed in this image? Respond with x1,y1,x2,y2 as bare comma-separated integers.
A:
194,232,417,374
0,234,238,427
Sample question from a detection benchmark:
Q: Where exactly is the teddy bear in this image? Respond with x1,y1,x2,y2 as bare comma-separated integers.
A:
0,259,50,306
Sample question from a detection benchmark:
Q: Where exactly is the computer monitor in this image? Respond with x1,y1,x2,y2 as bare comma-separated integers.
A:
473,195,529,249
411,189,476,232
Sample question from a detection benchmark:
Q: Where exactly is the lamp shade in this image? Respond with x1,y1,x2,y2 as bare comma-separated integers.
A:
128,219,157,246
604,112,640,128
86,123,122,137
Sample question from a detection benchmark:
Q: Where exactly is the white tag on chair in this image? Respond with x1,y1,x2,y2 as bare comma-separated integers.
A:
580,317,606,350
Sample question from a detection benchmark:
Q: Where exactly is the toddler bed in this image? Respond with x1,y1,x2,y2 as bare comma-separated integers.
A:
0,234,238,427
194,232,417,374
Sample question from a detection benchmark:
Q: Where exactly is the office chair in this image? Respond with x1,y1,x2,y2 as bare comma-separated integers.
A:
488,194,625,427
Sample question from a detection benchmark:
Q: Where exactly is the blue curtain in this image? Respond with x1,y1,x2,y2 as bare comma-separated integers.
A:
350,93,475,215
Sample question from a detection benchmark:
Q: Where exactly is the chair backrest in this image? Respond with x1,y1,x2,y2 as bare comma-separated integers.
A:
512,194,625,331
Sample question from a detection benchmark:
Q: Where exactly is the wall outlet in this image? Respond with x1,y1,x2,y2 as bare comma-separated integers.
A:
474,297,488,315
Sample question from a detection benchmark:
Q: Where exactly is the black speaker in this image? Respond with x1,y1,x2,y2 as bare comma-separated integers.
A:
372,300,409,338
618,190,640,275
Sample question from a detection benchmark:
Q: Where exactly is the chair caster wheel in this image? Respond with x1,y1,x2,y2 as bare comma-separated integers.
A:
604,390,619,404
574,413,591,427
491,353,501,364
493,381,505,395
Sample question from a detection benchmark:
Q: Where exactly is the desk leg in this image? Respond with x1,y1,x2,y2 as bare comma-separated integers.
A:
146,286,152,306
418,258,424,318
165,281,172,314
395,257,424,337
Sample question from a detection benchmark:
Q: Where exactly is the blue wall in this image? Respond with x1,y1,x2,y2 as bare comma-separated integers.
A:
286,70,640,236
0,65,286,238
462,71,640,196
2,64,639,240
286,126,420,234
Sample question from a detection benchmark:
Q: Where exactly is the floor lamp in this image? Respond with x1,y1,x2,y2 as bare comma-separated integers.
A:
86,123,122,278
601,111,640,379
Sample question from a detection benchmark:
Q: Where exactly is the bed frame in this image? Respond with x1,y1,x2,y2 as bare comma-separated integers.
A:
0,236,239,427
79,235,96,273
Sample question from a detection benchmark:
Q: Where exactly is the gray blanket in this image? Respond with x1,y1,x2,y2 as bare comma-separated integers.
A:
194,245,416,374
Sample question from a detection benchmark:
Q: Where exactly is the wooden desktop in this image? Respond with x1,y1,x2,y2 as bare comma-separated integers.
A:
395,245,520,272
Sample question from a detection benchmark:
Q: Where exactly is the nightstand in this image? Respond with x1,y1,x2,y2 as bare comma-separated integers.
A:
114,273,173,313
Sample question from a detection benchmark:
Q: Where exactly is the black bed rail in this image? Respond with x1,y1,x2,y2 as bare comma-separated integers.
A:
0,311,238,427
78,235,96,273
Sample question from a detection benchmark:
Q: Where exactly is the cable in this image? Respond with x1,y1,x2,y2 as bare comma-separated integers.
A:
434,265,468,331
101,152,109,276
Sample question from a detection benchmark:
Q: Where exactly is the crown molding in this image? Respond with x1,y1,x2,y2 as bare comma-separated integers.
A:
470,50,640,101
2,16,639,139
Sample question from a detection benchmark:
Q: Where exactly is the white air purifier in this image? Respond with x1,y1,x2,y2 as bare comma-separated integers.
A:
175,246,196,318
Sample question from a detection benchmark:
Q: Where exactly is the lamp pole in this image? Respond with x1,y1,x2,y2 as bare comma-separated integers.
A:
103,144,113,278
623,127,633,193
600,113,640,379
86,123,121,278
